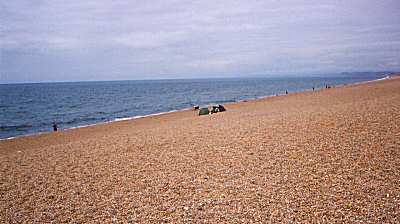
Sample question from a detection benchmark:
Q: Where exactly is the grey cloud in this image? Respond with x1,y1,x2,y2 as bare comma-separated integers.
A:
1,0,400,83
112,31,188,49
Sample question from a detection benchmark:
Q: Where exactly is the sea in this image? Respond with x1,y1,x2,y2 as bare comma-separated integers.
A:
0,73,389,139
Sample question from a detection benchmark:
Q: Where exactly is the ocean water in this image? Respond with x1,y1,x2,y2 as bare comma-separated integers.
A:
0,73,387,139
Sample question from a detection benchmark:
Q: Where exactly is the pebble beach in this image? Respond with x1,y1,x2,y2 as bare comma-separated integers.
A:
1,76,399,223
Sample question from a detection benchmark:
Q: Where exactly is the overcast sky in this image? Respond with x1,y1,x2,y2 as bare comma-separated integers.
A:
1,0,399,83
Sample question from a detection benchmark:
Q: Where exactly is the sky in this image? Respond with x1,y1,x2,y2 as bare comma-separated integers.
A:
1,0,399,83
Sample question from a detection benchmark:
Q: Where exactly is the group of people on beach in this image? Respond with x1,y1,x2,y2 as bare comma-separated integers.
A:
284,83,331,95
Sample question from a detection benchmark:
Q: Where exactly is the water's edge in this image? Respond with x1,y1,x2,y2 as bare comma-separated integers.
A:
1,75,391,141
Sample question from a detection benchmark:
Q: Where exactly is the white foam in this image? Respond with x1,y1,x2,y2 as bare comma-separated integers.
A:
64,109,184,131
113,117,136,122
350,75,390,86
112,109,181,122
67,123,98,130
0,131,47,141
372,75,390,82
2,136,17,141
0,109,188,141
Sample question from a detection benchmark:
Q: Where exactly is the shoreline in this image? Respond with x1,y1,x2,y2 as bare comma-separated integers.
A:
0,74,393,142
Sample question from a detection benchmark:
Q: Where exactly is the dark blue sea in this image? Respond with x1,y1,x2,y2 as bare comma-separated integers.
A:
0,73,388,139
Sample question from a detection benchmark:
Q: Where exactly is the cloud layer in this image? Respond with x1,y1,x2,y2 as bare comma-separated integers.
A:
1,0,400,82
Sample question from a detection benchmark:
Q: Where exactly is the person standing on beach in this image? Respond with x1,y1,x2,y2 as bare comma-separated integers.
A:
53,121,58,132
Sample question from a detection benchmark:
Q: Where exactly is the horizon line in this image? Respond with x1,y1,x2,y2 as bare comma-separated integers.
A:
0,71,395,85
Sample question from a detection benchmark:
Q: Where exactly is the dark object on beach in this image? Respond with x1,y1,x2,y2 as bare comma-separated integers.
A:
211,104,226,114
325,84,328,89
52,122,58,132
286,90,288,94
193,105,199,110
199,107,210,116
312,87,315,91
217,104,226,112
211,106,219,114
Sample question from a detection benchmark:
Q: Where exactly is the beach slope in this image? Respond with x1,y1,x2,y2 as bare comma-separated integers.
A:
1,77,400,223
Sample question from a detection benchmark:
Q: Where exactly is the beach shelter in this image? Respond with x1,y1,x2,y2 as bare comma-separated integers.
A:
211,104,226,114
217,104,226,112
211,105,219,114
199,107,210,116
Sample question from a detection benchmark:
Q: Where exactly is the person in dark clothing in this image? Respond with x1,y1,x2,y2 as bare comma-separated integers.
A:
53,121,58,132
